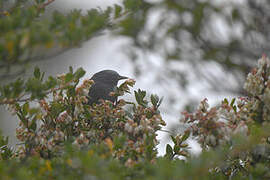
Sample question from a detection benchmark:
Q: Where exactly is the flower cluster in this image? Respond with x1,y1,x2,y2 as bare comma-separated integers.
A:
179,56,270,177
11,72,165,165
182,98,228,148
243,56,270,122
181,56,270,150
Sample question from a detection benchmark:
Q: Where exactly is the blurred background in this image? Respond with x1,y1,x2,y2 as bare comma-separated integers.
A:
1,0,268,155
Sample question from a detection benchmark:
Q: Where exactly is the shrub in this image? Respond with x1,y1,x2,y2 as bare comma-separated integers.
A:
1,56,270,179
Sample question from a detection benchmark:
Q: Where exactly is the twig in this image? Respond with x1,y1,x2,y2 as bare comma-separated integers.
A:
0,84,70,105
0,145,7,150
158,129,174,135
38,0,56,10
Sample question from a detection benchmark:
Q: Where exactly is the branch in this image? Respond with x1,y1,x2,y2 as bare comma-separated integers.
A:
0,84,70,105
38,0,56,10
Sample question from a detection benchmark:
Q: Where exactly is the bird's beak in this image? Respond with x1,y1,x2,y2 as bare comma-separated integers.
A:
118,75,128,80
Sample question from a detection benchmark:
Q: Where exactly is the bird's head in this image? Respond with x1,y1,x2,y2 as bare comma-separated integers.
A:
90,70,128,86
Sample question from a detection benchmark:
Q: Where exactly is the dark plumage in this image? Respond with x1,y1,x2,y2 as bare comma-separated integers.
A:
88,70,128,105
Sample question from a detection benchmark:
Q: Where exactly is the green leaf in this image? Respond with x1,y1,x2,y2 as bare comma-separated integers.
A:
166,144,173,156
45,76,58,89
114,135,127,150
29,120,37,131
139,89,146,99
67,86,76,97
41,72,45,81
69,66,73,74
26,78,46,99
65,73,73,83
29,108,40,116
12,78,24,97
233,106,237,113
230,98,236,107
134,90,139,103
74,67,86,79
174,145,180,153
22,102,29,116
114,4,122,18
34,66,41,79
223,98,229,105
171,135,177,144
181,131,190,142
134,89,147,107
50,102,65,118
17,112,28,127
151,94,158,107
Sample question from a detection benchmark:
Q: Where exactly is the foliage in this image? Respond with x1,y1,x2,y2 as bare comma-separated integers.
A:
0,0,114,79
181,56,270,178
0,131,13,160
1,0,270,179
0,66,165,165
1,0,269,94
0,56,269,179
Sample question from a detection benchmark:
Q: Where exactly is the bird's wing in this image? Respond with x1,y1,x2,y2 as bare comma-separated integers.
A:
88,83,116,105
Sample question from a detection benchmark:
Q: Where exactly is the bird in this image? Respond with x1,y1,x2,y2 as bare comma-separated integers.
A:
88,70,128,105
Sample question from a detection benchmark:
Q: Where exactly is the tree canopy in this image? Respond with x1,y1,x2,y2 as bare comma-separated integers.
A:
1,0,269,89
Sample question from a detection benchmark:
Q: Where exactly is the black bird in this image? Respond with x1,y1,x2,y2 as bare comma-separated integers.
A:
88,70,128,105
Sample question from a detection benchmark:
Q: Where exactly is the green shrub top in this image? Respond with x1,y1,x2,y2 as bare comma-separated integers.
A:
1,57,270,179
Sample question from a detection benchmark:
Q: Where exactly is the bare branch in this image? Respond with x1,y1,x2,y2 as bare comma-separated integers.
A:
38,0,56,10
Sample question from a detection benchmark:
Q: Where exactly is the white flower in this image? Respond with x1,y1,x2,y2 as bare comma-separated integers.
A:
125,123,133,133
